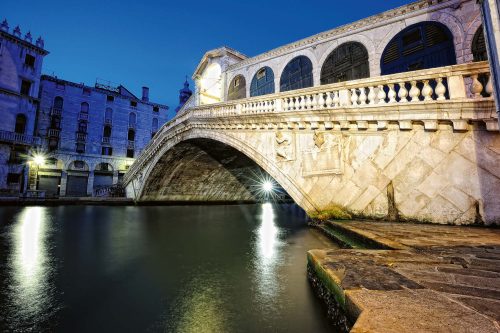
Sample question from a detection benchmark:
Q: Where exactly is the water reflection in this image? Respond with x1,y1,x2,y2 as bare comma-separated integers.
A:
8,207,55,327
254,203,284,308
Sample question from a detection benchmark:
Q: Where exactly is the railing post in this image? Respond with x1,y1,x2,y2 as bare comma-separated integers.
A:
275,98,282,112
339,89,351,107
447,75,467,99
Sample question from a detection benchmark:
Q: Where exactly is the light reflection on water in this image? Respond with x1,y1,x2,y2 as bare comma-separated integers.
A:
5,207,58,331
0,204,335,332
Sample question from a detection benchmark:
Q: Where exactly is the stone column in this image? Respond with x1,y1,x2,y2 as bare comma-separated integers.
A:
112,170,119,185
478,0,500,126
86,171,94,197
59,171,67,196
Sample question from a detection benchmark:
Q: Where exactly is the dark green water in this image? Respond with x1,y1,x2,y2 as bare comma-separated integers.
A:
0,204,336,332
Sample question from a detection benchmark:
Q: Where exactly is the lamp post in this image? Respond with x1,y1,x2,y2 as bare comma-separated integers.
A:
477,0,500,127
30,154,46,191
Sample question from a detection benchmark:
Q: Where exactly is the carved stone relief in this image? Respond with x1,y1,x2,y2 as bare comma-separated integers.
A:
302,132,343,177
275,131,294,161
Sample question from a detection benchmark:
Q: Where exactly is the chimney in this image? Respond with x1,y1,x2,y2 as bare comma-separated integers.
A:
142,86,149,102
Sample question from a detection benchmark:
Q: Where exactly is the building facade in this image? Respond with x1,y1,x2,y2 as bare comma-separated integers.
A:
36,77,168,197
0,19,171,198
0,20,47,196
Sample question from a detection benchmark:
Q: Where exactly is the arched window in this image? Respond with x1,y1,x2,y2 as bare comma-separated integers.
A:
80,102,89,113
321,42,369,84
78,121,87,133
250,67,275,97
129,113,136,128
472,26,488,62
104,107,113,123
54,96,64,109
103,125,112,138
14,114,27,134
381,22,456,75
227,75,246,101
280,56,313,92
128,129,135,141
152,118,158,132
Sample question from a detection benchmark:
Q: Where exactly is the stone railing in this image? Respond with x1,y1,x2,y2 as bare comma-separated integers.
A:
124,62,497,184
0,130,41,146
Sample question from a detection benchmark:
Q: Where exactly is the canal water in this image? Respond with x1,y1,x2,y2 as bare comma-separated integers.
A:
0,204,336,332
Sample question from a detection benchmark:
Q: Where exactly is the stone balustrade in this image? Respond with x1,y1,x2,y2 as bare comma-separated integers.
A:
125,62,497,184
0,130,41,146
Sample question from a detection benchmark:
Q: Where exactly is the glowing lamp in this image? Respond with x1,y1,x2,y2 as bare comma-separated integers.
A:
263,181,273,192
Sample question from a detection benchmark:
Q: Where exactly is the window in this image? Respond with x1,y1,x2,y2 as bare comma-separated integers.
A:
250,67,275,97
54,96,64,109
227,75,246,101
472,26,488,62
76,143,85,154
128,113,136,128
24,54,35,68
83,87,91,96
101,147,113,156
320,42,370,85
153,106,159,112
105,108,113,123
107,95,114,102
126,149,134,158
280,56,313,92
14,114,27,134
381,22,456,75
103,125,112,138
7,173,20,184
50,116,61,129
128,129,135,141
74,160,85,169
130,100,137,107
152,118,158,132
78,121,87,133
80,102,89,113
20,80,31,96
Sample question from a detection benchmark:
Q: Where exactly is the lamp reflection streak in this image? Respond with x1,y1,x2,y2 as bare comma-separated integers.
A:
9,207,52,322
254,203,283,308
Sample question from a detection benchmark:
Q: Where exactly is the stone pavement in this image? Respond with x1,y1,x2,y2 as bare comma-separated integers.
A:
308,221,500,332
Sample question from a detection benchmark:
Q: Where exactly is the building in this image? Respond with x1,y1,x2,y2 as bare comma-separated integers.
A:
0,20,47,196
174,78,193,114
0,19,172,198
36,77,169,197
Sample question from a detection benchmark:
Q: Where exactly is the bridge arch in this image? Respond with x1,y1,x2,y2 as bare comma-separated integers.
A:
134,129,318,212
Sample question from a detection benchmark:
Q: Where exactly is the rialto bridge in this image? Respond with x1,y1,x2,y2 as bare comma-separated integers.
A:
123,0,500,225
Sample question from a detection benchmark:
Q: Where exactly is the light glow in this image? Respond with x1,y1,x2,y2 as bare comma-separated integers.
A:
33,154,46,166
262,181,273,192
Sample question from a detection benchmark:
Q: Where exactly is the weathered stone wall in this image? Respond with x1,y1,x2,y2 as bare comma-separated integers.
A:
129,123,499,225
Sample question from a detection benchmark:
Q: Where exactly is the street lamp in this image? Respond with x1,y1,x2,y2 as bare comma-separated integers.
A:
262,181,273,192
33,154,46,166
30,153,46,191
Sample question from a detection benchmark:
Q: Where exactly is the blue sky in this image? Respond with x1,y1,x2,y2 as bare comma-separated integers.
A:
3,0,411,110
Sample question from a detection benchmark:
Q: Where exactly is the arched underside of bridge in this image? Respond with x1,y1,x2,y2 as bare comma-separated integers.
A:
140,138,291,203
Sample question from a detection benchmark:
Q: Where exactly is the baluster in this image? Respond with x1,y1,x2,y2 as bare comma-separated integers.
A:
367,87,375,105
299,95,306,110
318,92,325,109
350,88,359,105
422,80,433,101
358,87,367,105
303,95,310,109
435,78,446,101
325,92,333,108
387,84,397,103
409,81,420,102
471,74,483,98
332,91,340,107
486,73,493,95
398,82,408,102
310,94,318,109
377,85,386,104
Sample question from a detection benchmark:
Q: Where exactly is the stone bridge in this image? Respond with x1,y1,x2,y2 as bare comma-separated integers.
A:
123,62,500,225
